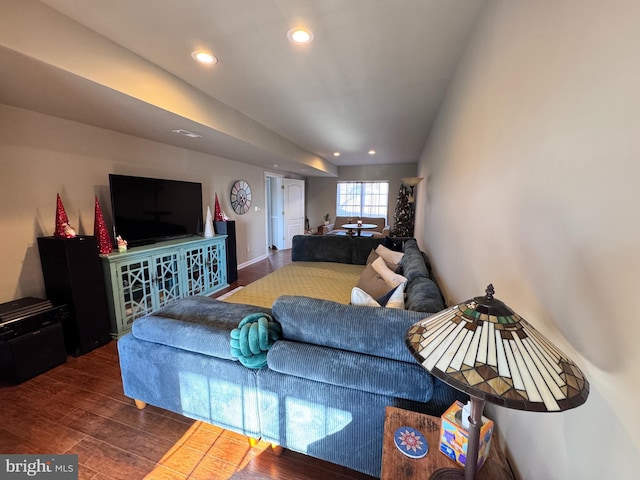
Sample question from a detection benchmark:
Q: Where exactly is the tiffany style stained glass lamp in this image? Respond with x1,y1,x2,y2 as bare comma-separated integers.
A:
406,284,589,480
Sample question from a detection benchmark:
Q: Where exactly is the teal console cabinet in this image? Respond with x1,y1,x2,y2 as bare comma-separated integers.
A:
100,236,228,338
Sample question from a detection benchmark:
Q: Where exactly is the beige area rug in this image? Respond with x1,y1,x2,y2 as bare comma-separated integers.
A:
216,286,244,301
222,262,365,308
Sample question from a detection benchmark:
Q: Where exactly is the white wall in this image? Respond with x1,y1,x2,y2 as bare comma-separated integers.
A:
0,104,268,303
416,1,640,478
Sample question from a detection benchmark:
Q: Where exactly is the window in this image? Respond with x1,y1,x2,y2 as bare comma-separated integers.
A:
336,181,389,220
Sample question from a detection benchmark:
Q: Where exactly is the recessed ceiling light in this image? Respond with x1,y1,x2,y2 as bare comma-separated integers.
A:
333,152,341,157
191,50,218,65
171,129,202,138
287,28,314,45
368,149,376,155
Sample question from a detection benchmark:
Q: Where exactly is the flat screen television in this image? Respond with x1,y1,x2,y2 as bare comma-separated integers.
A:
109,174,203,247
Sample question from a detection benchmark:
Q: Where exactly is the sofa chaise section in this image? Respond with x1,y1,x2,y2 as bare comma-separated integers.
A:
118,297,272,438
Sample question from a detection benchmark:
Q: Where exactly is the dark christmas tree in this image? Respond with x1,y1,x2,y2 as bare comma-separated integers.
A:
392,184,414,237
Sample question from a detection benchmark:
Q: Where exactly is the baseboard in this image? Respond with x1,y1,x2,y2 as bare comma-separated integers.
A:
238,254,269,270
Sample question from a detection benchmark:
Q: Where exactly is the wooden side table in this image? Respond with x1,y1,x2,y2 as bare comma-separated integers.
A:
381,406,514,480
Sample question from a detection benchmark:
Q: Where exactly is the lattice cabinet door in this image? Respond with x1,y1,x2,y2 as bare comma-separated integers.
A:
203,241,227,291
116,257,155,328
183,245,208,296
101,236,228,338
152,251,182,308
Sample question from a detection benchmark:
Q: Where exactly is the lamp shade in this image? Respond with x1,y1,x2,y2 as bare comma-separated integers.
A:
406,284,589,413
401,176,423,187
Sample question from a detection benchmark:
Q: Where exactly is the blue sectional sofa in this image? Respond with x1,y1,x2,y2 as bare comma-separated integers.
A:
117,235,465,477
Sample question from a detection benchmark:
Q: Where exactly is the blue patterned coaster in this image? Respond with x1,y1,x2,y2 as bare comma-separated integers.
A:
394,426,428,459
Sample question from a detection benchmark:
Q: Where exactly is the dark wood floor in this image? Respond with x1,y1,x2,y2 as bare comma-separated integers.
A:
216,248,294,294
0,249,375,480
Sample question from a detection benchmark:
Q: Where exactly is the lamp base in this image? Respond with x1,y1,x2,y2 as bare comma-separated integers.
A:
429,468,465,480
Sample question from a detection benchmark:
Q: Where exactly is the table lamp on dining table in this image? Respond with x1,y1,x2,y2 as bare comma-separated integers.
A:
406,284,589,480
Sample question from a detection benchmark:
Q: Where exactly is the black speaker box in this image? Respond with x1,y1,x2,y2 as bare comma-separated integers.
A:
0,321,67,383
214,221,238,283
37,236,112,356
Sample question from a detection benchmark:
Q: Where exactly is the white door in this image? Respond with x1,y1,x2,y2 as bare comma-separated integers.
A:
267,176,285,250
284,179,305,249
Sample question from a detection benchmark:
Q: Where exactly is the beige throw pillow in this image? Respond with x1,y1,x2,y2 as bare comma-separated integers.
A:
351,284,404,309
365,249,379,265
355,263,393,298
367,248,399,269
372,256,407,288
375,244,405,264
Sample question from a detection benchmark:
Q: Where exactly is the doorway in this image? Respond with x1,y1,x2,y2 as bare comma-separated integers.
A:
265,173,284,251
265,174,305,251
283,178,305,249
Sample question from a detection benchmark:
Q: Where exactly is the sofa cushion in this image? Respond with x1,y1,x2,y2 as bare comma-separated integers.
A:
383,236,404,251
292,235,403,265
405,277,446,313
351,237,387,264
400,238,431,284
267,341,433,402
292,234,354,263
272,295,432,363
131,296,272,360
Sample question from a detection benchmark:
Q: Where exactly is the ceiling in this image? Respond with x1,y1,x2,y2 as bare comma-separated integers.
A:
2,0,485,176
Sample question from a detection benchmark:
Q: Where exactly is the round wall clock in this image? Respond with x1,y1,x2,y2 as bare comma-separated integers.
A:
230,180,252,214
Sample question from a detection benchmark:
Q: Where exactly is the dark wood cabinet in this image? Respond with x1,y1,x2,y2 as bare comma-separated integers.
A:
37,236,111,355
